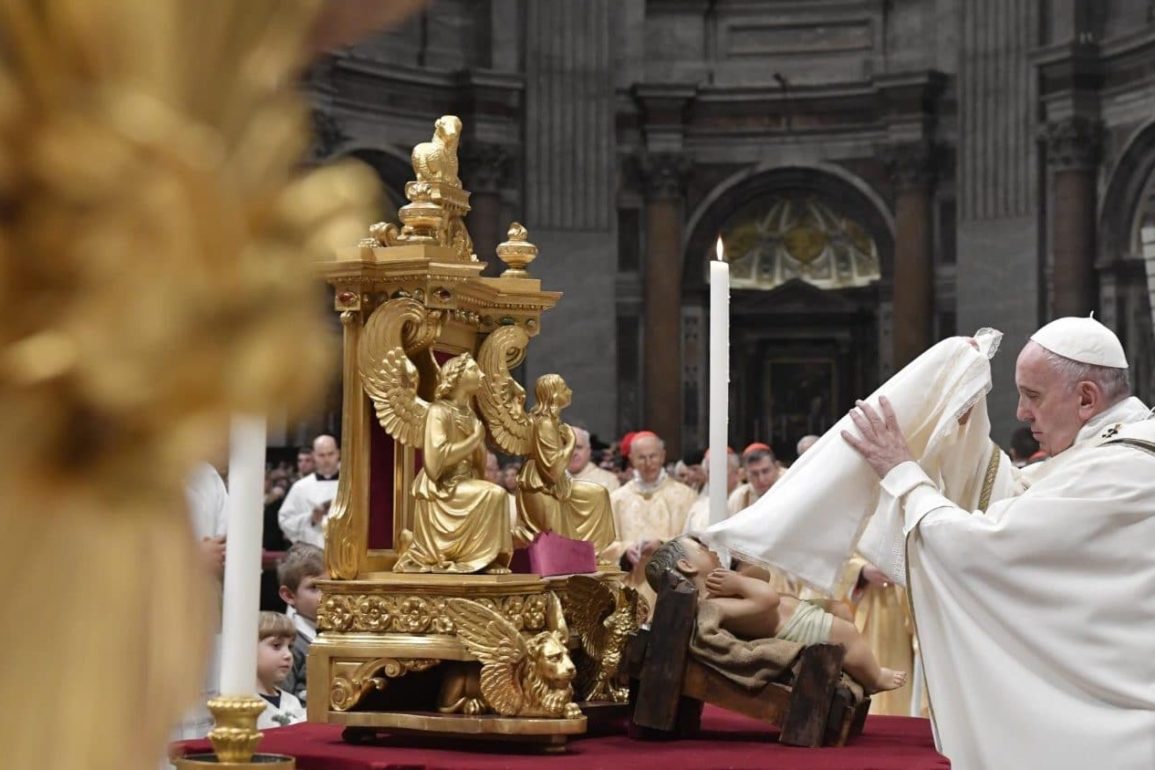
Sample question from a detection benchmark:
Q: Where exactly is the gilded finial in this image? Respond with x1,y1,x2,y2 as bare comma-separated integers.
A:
496,222,538,278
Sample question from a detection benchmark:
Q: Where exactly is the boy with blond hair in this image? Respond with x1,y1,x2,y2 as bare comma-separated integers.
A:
256,612,306,729
277,543,326,703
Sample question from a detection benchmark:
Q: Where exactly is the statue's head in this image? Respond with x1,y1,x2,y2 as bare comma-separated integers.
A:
434,115,462,147
435,353,482,399
532,373,571,414
525,631,576,689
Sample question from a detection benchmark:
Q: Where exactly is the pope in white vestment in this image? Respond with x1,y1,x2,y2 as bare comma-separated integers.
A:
704,319,1155,770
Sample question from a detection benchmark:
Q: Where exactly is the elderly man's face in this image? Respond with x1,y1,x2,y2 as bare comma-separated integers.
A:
568,431,591,474
630,437,665,484
1014,342,1088,456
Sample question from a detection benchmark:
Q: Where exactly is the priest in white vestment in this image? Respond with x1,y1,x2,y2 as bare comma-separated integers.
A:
568,426,620,492
683,449,741,532
703,319,1155,770
278,435,340,548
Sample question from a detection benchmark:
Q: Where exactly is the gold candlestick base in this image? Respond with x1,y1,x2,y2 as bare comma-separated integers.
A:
171,695,296,769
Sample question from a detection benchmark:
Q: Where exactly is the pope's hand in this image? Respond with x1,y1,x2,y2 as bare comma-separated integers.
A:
841,396,914,479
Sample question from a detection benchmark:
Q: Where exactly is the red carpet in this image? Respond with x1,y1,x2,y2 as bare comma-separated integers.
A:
175,707,948,769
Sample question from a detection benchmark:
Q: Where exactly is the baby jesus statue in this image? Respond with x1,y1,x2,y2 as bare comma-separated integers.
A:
644,537,907,695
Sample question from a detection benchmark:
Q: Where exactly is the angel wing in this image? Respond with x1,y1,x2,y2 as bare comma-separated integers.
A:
444,598,526,716
358,299,437,446
563,576,615,659
476,324,533,455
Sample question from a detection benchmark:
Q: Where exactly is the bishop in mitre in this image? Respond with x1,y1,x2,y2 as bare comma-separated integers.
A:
702,318,1155,770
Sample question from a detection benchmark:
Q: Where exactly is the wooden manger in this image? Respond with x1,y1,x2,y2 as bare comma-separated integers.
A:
625,572,870,748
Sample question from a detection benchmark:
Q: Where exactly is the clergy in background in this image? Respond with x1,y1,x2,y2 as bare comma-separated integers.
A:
611,431,697,558
568,426,620,492
682,448,741,532
836,556,913,717
727,444,781,512
841,318,1155,770
278,434,340,548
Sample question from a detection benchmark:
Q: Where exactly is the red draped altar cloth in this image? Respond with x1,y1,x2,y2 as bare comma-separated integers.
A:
173,706,948,770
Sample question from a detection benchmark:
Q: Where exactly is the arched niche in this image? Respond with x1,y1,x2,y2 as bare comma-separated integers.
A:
683,163,895,294
679,164,895,459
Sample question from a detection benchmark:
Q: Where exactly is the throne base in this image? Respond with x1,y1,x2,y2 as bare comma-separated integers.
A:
307,573,588,748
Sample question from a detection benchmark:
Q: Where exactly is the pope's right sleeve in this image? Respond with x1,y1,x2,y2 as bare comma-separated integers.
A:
880,461,973,535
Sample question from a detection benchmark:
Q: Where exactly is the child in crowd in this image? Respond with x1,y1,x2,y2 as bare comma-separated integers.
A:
277,543,326,704
256,612,306,729
646,537,907,694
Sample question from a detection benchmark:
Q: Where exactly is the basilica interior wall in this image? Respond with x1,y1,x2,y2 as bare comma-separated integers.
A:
307,0,1155,454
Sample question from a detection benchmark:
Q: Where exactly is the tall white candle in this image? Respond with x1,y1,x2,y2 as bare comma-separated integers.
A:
708,237,730,525
218,413,267,695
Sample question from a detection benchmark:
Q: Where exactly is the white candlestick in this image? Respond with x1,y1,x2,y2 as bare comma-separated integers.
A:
708,239,730,525
218,414,267,695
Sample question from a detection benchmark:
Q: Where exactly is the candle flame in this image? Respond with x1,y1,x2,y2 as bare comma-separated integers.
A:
714,237,724,261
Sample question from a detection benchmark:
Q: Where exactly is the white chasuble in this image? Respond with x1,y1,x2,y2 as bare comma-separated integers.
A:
701,328,1155,770
888,399,1155,770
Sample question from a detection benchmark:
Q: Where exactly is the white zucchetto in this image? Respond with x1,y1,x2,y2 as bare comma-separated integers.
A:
1030,316,1128,369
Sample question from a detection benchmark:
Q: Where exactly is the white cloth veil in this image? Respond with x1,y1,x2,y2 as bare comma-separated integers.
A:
698,330,1006,593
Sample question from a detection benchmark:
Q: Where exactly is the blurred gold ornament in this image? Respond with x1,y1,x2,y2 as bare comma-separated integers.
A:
0,2,379,770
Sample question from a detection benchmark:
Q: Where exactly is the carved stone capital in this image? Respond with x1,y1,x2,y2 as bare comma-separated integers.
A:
311,108,349,161
460,143,511,194
1042,116,1101,171
883,142,936,191
636,151,692,201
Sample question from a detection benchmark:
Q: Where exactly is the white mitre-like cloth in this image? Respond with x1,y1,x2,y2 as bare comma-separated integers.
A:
697,329,1005,593
1030,315,1128,368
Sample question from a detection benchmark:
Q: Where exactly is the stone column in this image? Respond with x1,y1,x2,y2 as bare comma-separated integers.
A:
461,144,510,266
1045,117,1100,317
887,143,935,368
639,151,691,454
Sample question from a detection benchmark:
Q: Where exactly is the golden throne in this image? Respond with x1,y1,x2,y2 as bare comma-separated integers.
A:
307,115,636,748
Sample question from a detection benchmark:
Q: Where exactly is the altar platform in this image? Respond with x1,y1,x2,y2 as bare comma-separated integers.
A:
174,706,948,770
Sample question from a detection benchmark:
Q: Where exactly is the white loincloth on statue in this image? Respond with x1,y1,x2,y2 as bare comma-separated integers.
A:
698,330,1007,593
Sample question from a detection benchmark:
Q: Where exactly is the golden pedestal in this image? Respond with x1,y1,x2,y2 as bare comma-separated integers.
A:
307,573,587,747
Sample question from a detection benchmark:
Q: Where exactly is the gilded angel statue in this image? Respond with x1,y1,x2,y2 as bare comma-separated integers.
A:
359,300,512,573
440,597,581,719
476,326,621,566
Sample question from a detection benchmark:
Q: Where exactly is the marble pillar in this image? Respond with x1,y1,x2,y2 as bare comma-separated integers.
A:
639,151,691,454
888,144,935,368
1045,116,1100,318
